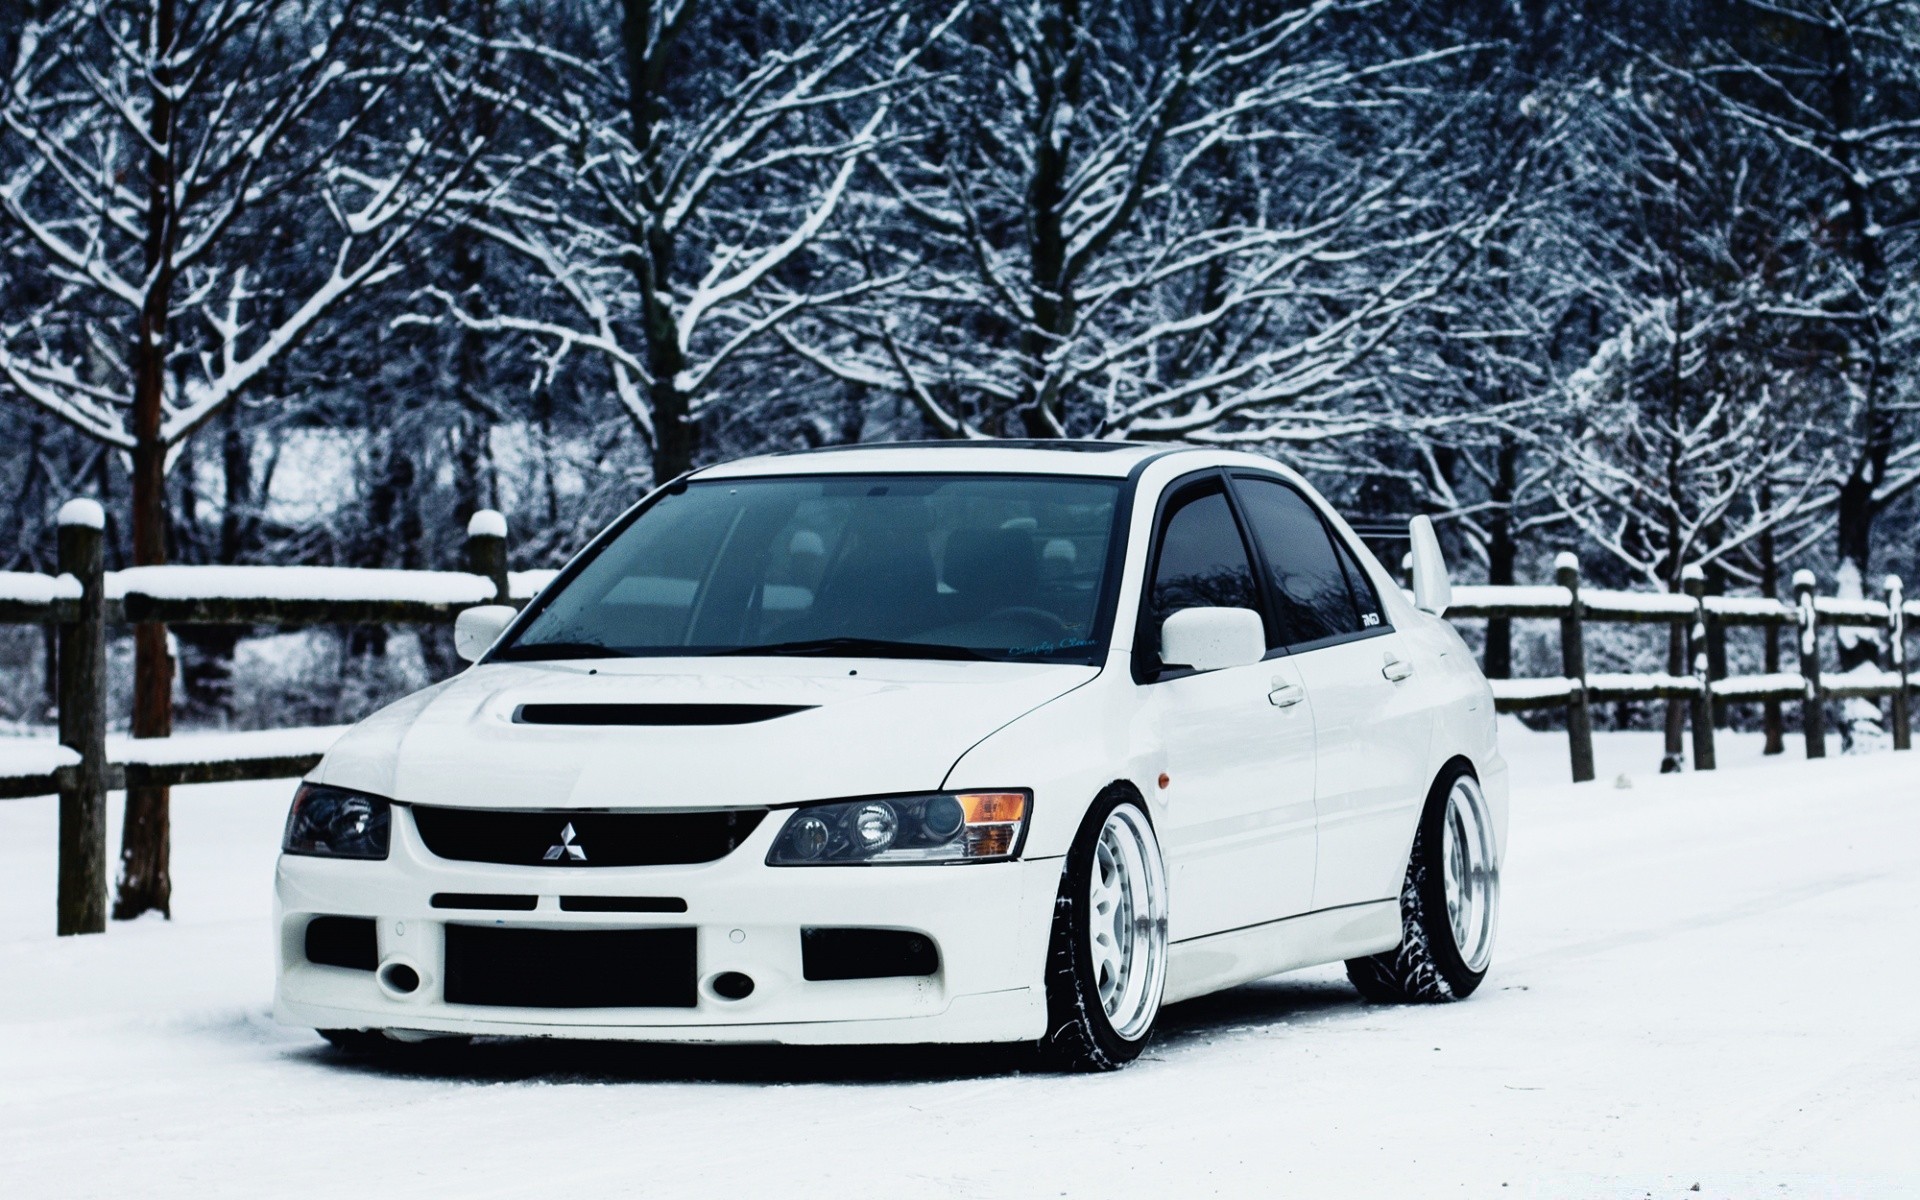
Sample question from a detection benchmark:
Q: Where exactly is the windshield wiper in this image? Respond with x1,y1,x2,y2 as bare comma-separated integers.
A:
491,641,629,662
714,637,991,662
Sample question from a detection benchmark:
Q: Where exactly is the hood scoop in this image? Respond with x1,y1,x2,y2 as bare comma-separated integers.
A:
512,702,814,726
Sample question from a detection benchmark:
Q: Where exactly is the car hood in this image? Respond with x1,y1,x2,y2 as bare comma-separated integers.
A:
315,656,1100,810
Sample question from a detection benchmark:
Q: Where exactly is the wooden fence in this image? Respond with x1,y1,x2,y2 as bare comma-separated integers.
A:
2,499,1913,935
0,501,544,935
1448,553,1914,783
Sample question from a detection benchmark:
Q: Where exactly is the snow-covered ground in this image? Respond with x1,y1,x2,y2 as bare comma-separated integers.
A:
2,723,1916,1198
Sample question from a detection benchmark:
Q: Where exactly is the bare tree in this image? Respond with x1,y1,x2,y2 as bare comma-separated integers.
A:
790,0,1501,446
1659,0,1920,745
416,0,965,482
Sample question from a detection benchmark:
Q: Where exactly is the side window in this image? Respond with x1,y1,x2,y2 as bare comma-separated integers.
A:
1328,525,1386,632
1231,476,1368,650
1140,482,1260,665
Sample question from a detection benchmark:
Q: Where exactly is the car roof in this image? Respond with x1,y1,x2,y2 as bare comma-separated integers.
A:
693,440,1206,481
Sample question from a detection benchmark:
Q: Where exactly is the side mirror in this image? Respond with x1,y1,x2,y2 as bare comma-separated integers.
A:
1409,515,1452,615
455,605,517,663
1160,606,1266,672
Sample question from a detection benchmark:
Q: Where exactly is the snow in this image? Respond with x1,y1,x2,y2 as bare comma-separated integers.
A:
1814,596,1889,620
2,727,1919,1196
1824,667,1906,695
108,726,348,767
466,509,507,538
1448,584,1571,611
0,571,79,606
0,739,79,779
0,729,344,793
1586,671,1700,694
1487,676,1573,701
1581,588,1699,616
1702,596,1791,619
1709,672,1805,698
56,497,104,529
509,569,560,601
109,566,497,605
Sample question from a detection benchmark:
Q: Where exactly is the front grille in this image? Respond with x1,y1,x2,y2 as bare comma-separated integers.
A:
442,925,697,1008
410,806,766,867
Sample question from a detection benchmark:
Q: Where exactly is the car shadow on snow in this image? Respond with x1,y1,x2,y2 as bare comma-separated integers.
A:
292,974,1372,1086
1150,974,1370,1054
295,1033,1036,1085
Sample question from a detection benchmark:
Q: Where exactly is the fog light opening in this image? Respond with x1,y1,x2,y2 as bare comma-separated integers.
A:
378,959,422,997
711,971,755,1001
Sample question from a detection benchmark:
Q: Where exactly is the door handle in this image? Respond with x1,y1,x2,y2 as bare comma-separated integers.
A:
1382,653,1414,683
1268,682,1305,708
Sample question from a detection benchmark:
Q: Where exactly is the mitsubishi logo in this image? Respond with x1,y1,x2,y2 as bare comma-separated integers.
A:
543,822,587,863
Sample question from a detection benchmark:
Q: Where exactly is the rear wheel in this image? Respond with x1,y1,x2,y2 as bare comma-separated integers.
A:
1346,764,1499,1003
1040,792,1170,1071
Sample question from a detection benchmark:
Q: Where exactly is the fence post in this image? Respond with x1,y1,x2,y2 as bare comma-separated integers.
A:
466,510,509,604
1555,553,1595,783
1888,575,1910,751
1682,568,1716,771
1793,569,1825,760
56,499,108,936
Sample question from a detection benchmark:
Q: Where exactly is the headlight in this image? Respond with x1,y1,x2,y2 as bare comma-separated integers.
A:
282,783,392,860
767,791,1030,866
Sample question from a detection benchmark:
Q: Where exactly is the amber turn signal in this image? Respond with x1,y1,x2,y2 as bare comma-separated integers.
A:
958,792,1027,823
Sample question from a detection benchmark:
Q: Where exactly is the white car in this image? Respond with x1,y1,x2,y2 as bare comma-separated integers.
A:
275,441,1506,1070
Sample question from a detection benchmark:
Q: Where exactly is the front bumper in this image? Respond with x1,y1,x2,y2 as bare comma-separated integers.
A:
273,805,1061,1045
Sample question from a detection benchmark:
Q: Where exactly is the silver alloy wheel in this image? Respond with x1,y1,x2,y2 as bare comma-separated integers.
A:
1086,805,1169,1041
1440,775,1499,973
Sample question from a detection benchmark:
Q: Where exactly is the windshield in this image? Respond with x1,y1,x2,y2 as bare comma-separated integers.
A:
496,474,1124,664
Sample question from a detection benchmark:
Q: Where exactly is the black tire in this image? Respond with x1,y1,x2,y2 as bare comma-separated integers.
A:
1346,762,1493,1003
1039,789,1168,1072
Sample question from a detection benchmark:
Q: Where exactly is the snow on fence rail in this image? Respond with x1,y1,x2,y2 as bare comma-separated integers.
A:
3,497,1915,935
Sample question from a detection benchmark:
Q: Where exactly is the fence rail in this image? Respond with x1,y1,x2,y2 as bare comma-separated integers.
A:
3,498,1913,935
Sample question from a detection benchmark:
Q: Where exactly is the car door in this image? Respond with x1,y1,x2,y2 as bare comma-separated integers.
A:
1137,476,1318,941
1229,474,1436,911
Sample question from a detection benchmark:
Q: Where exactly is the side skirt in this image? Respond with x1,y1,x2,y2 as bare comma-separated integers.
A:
1163,900,1400,1005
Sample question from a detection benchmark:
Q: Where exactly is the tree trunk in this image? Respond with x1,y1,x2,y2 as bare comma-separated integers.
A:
1704,560,1728,728
1759,494,1783,754
177,409,251,717
1483,439,1519,679
619,0,696,482
1015,0,1079,439
114,0,178,921
1826,15,1890,751
1662,616,1685,773
446,0,500,521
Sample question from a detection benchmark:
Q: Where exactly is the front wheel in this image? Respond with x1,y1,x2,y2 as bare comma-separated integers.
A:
1346,764,1499,1003
1040,791,1170,1071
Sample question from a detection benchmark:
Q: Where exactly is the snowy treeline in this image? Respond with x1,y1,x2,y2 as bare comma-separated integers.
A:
3,1,1918,707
